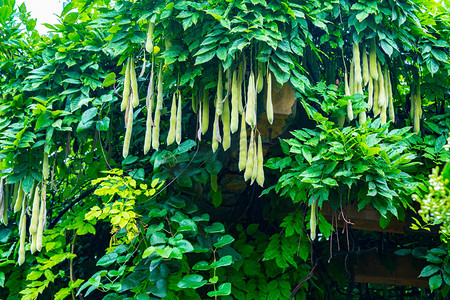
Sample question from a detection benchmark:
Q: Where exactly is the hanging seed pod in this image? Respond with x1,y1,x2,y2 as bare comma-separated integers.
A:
18,205,26,265
123,104,133,158
256,62,264,94
353,42,362,85
377,62,386,108
250,138,258,185
212,113,220,153
256,134,265,187
362,44,370,86
266,70,273,125
238,112,247,172
191,85,198,114
176,91,182,145
387,70,395,122
167,93,177,146
121,58,131,111
373,77,380,117
245,71,257,129
344,71,351,96
216,64,223,115
43,150,49,181
29,186,40,235
310,201,317,240
130,57,139,108
152,63,164,151
359,111,367,124
369,39,378,80
243,130,254,181
237,60,244,114
202,89,209,135
222,96,231,151
231,70,239,133
36,197,46,252
145,21,155,53
414,85,421,133
349,60,355,95
380,103,387,125
347,99,354,121
13,181,25,213
368,78,374,110
144,55,155,154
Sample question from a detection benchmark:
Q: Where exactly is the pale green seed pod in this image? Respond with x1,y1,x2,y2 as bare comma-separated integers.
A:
377,62,386,108
212,113,220,153
344,71,350,96
238,112,247,172
373,77,380,117
43,150,49,180
380,103,387,125
245,71,256,129
152,63,164,151
176,92,182,145
14,181,25,213
368,78,374,110
266,71,273,125
243,130,254,181
123,105,133,158
370,39,378,80
250,138,258,185
36,198,46,252
222,97,231,151
167,93,177,146
202,90,209,135
256,134,265,187
231,70,239,133
256,63,264,94
29,186,40,235
237,61,244,114
353,42,362,85
18,206,26,265
121,58,131,111
310,201,317,240
387,70,395,122
130,58,139,108
216,64,223,115
362,44,370,86
349,60,355,95
359,111,367,125
347,99,354,121
145,22,155,53
30,233,36,254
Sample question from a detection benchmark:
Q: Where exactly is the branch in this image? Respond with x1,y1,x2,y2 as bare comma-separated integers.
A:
48,187,97,229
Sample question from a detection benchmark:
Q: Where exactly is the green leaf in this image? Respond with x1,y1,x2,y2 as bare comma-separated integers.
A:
204,222,225,233
102,72,116,87
426,58,439,75
419,265,440,277
429,274,442,291
178,219,197,232
97,253,118,267
177,275,207,289
207,282,232,297
192,261,211,271
394,249,412,256
213,235,235,248
211,255,233,268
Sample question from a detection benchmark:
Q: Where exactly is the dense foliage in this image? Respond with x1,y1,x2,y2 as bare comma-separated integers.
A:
2,0,450,299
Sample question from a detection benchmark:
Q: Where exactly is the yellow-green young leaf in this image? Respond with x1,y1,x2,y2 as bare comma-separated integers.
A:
102,72,116,87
